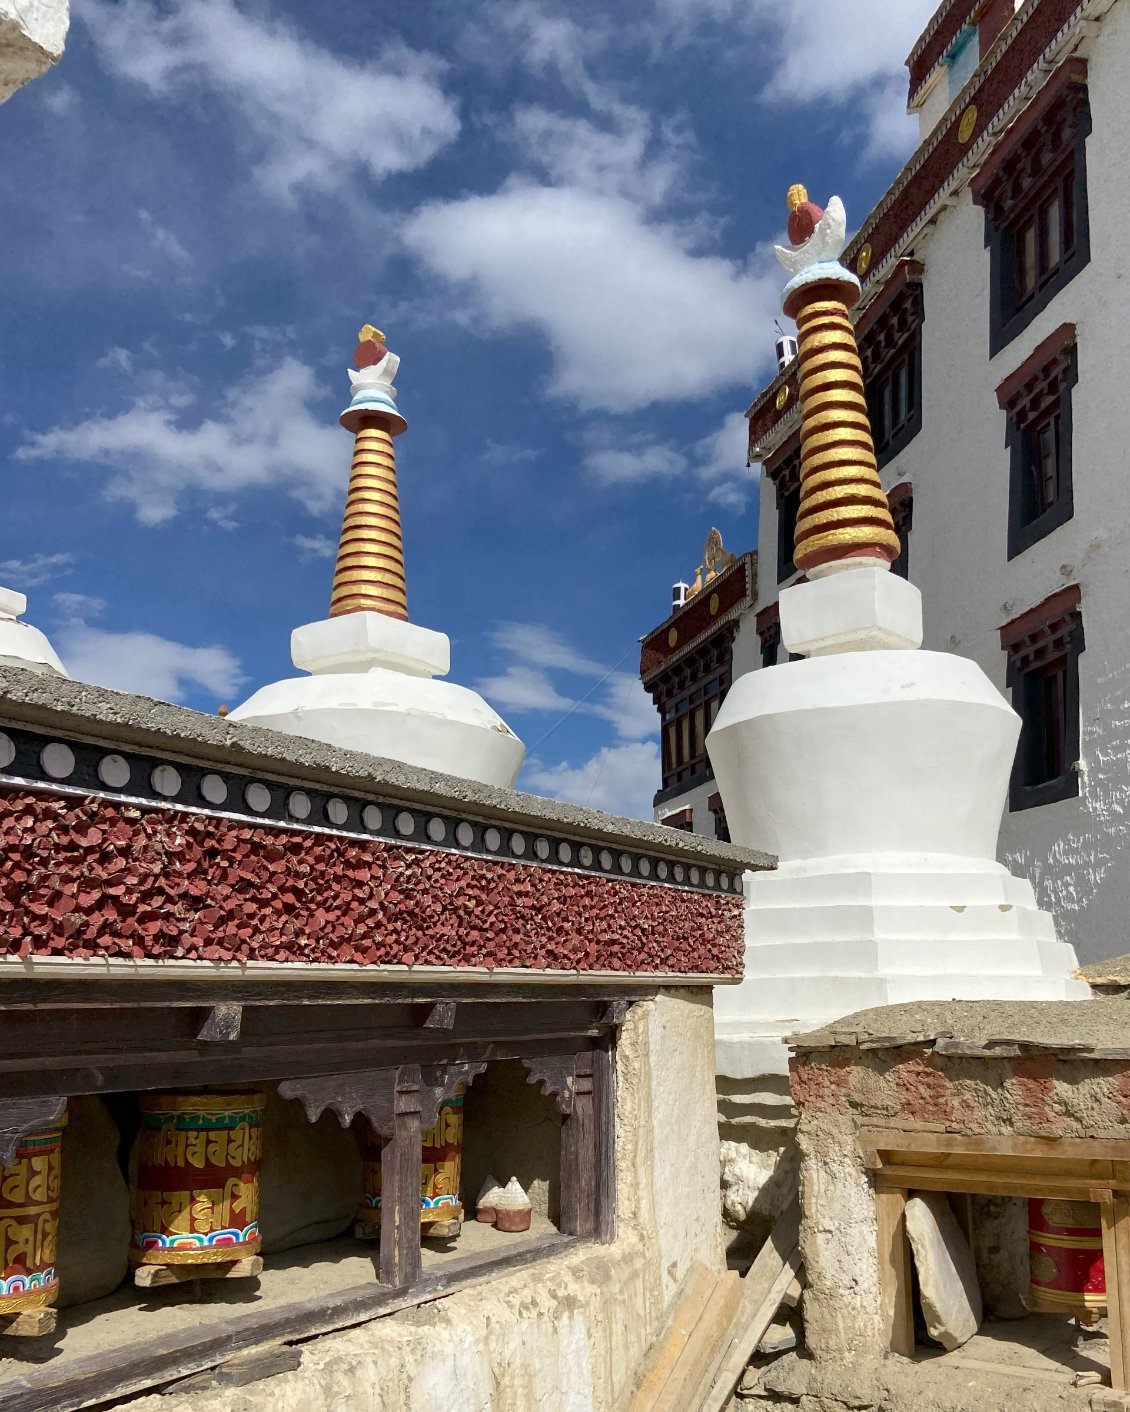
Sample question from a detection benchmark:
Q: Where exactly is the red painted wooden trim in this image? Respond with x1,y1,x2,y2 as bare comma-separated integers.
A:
995,322,1077,409
999,583,1081,649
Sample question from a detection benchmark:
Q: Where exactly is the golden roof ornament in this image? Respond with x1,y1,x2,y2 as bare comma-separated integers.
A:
686,527,736,599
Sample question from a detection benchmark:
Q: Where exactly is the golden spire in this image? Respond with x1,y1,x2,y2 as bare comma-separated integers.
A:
779,186,899,576
329,325,409,620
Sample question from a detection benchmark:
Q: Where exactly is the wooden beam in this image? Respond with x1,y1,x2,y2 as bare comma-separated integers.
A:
859,1131,1130,1163
380,1065,422,1288
1098,1189,1130,1394
593,1041,616,1245
0,1234,574,1412
873,1167,1130,1199
875,1189,915,1357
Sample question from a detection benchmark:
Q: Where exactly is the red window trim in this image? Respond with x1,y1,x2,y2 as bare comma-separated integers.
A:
660,807,693,831
999,583,1082,670
762,431,801,491
995,322,1076,416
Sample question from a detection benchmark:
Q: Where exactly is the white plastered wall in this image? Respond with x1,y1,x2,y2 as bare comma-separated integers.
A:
880,2,1130,966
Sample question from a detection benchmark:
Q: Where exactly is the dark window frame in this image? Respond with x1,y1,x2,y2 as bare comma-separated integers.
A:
996,327,1077,560
756,602,781,669
764,439,802,585
1001,586,1084,812
972,61,1091,357
859,264,925,471
649,627,736,802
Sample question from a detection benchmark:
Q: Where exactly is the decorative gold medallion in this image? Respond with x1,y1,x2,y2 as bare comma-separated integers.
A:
856,243,872,275
667,627,678,648
709,592,720,616
1029,1251,1059,1283
775,384,791,411
958,105,978,144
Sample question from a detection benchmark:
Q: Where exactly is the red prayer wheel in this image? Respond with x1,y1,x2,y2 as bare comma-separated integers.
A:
129,1090,265,1266
356,1088,466,1232
1028,1196,1106,1316
0,1117,66,1311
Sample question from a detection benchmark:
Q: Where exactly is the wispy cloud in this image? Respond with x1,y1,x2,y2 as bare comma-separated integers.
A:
18,357,344,526
0,552,74,589
582,409,753,509
79,0,460,203
293,533,337,561
524,740,660,819
51,594,245,705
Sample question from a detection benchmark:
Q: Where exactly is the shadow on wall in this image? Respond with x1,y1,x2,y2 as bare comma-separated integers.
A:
462,1060,563,1223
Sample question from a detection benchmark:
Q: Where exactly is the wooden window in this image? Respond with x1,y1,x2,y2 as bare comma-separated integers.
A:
1000,585,1084,811
756,602,781,670
649,628,736,803
764,437,801,584
707,792,729,844
972,60,1090,356
859,262,924,469
996,324,1077,559
661,806,694,832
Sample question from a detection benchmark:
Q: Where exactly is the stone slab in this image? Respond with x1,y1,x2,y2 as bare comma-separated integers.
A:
905,1191,983,1351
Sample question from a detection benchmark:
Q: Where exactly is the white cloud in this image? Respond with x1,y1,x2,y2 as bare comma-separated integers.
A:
581,409,753,510
59,623,245,705
48,594,243,704
293,533,337,561
405,184,778,413
588,672,660,743
583,435,686,486
524,740,660,819
0,552,74,589
488,622,605,677
79,0,460,202
476,664,576,716
139,208,193,268
18,358,344,526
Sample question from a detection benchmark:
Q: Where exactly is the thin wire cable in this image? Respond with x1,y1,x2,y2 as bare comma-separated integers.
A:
524,641,638,756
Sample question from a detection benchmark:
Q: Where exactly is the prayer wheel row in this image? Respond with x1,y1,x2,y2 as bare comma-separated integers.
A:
0,1087,469,1315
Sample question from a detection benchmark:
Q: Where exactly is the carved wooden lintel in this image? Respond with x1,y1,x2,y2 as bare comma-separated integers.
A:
196,1003,242,1044
521,1055,577,1115
0,1097,67,1167
279,1060,487,1138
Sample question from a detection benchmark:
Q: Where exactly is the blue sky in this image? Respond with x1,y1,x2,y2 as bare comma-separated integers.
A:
1,0,937,818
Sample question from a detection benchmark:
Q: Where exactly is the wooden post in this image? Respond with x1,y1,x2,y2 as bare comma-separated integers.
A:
559,1043,616,1243
560,1052,595,1238
380,1064,422,1288
875,1188,915,1357
1097,1188,1130,1391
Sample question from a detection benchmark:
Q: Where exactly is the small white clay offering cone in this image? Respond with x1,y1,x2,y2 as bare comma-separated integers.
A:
476,1176,504,1224
494,1177,532,1233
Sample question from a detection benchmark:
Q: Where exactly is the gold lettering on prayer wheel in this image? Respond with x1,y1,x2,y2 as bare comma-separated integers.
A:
129,1091,265,1266
0,1118,66,1311
1027,1196,1106,1318
355,1088,467,1232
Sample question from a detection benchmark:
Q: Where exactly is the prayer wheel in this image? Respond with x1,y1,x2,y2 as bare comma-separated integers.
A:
356,1088,466,1234
1027,1196,1106,1317
129,1090,265,1266
0,1117,66,1311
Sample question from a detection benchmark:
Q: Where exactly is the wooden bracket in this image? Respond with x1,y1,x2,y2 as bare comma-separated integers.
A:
0,1097,67,1166
422,1001,457,1030
521,1055,577,1115
196,1003,242,1044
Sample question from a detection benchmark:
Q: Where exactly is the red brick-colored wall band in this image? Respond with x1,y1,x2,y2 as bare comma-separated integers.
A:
0,792,743,976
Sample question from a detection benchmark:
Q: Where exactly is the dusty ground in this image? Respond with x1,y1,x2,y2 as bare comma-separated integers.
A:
740,1314,1111,1410
0,1215,557,1377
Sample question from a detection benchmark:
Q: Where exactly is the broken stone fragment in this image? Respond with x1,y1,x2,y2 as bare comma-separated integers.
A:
905,1191,983,1350
494,1177,532,1233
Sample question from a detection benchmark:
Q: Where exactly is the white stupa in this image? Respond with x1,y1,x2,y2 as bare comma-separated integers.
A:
231,325,525,789
0,586,67,677
707,185,1087,1083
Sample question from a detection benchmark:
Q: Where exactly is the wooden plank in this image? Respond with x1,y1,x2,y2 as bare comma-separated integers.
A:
873,1167,1128,1199
380,1066,422,1288
0,1233,574,1412
0,1309,56,1339
628,1262,717,1412
1098,1191,1125,1392
661,1272,742,1412
134,1257,263,1289
698,1200,803,1412
1112,1193,1130,1394
875,1189,915,1358
593,1041,616,1245
161,1342,302,1395
859,1131,1130,1163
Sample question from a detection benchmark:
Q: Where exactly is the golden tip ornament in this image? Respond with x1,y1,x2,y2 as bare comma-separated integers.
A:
786,183,808,211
